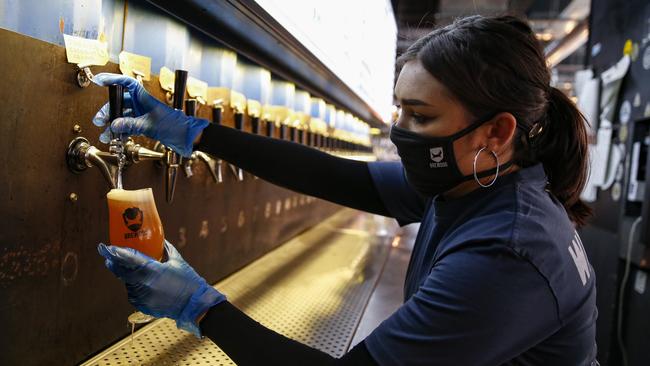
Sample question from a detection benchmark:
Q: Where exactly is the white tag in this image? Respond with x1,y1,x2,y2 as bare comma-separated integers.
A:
63,34,109,66
159,67,175,92
119,51,151,81
187,76,208,103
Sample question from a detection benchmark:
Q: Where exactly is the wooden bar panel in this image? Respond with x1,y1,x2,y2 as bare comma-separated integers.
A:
0,28,340,366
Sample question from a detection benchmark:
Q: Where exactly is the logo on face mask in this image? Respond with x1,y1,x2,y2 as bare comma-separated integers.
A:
429,147,448,168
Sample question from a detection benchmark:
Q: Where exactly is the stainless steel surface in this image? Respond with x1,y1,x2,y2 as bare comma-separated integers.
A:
351,223,418,347
227,162,242,181
67,137,120,189
67,137,169,189
81,209,398,365
125,140,166,163
193,151,222,183
164,147,181,203
77,66,94,88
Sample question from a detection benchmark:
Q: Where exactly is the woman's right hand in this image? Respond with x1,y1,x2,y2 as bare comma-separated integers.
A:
92,73,208,158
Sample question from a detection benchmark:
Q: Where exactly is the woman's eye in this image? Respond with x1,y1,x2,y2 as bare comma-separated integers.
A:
411,113,431,124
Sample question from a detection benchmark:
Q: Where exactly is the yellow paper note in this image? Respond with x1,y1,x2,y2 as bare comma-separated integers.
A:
159,67,175,92
63,34,109,66
119,51,152,81
187,76,208,103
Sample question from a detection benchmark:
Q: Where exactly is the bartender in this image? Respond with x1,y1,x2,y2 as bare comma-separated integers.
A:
95,15,598,366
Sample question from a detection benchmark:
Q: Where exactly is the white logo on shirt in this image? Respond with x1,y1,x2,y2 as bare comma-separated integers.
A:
568,231,591,286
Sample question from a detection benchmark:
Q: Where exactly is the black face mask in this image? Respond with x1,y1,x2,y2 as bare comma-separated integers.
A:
389,115,512,196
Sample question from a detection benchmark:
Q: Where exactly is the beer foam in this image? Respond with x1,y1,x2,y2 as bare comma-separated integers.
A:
107,188,154,202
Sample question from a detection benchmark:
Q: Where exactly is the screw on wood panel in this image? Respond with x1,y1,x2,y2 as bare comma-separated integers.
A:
72,124,82,134
69,193,78,203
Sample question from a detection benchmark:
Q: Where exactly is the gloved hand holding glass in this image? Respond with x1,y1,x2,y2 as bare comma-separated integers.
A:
98,240,226,337
92,73,209,158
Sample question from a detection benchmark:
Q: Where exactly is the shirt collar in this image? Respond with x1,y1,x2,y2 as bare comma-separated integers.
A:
432,163,547,219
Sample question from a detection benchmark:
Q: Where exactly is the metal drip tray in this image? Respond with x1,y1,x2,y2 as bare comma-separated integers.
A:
81,210,396,365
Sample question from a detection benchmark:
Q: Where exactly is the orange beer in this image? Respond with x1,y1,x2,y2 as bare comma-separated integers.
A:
107,188,164,260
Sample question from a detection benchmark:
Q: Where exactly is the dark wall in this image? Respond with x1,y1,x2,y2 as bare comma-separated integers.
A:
585,1,650,365
0,28,340,366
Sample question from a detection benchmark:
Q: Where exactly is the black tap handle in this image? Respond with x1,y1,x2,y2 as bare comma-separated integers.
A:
173,70,188,110
251,117,260,134
212,106,222,125
108,84,124,122
235,112,244,131
185,99,198,117
289,126,297,142
266,120,274,137
297,129,304,145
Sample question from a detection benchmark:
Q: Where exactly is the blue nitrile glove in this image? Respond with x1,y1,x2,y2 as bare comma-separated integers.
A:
92,73,209,158
97,240,226,337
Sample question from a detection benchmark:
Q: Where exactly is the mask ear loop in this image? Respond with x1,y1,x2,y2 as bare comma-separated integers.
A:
473,147,499,188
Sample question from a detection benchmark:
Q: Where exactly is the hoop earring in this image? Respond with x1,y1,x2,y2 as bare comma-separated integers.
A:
473,147,499,188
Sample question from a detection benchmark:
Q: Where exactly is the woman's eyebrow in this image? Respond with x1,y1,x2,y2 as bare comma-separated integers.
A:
399,98,433,107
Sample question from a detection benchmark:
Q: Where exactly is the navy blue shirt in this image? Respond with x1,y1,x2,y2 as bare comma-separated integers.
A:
363,162,598,366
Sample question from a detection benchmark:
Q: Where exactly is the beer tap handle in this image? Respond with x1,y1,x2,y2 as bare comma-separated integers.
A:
173,70,188,110
108,84,126,188
163,148,181,202
185,99,198,117
123,140,164,163
232,111,245,181
184,99,222,184
183,100,198,179
251,116,260,134
108,84,124,123
249,116,261,180
234,111,244,132
266,119,274,137
209,103,225,183
280,124,286,140
163,69,188,203
290,125,297,142
193,151,222,183
212,101,223,125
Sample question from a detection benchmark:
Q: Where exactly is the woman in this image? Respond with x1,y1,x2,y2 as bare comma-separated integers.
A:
95,15,597,365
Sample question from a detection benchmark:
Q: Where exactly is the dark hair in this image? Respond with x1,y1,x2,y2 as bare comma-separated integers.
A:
397,15,591,227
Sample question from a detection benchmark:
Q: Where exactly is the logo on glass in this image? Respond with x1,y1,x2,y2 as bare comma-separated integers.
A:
122,207,144,232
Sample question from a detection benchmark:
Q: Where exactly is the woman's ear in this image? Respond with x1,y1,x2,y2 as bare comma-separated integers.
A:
485,112,517,152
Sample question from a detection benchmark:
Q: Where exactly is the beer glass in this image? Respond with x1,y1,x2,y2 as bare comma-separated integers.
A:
107,188,164,325
107,188,164,260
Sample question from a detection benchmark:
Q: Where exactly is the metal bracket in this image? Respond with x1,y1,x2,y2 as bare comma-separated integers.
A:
76,65,94,88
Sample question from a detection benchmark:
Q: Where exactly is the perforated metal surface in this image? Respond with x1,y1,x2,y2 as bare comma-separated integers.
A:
82,210,396,365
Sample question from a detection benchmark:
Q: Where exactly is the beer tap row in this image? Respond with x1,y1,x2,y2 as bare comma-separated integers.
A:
66,65,375,203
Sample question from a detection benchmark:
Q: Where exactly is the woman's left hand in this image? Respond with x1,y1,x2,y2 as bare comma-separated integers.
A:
98,240,226,337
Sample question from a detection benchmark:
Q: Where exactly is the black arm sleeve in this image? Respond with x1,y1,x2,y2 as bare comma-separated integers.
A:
200,301,378,366
195,124,389,216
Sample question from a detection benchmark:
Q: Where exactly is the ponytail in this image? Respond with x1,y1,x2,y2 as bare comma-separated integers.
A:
532,87,592,227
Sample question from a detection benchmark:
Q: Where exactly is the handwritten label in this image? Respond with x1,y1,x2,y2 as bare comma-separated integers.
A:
119,51,151,81
159,66,175,92
63,34,109,66
207,87,230,107
247,100,262,118
187,76,208,102
230,91,247,113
